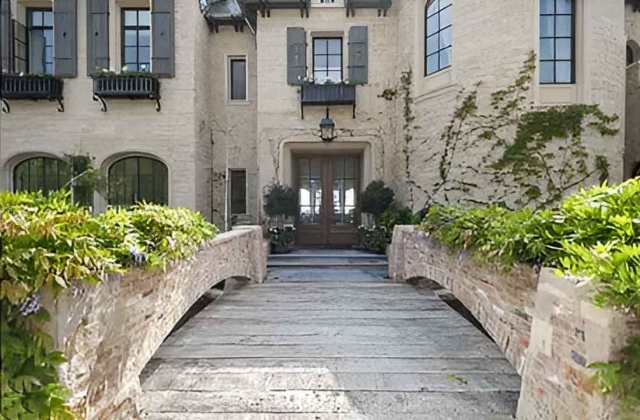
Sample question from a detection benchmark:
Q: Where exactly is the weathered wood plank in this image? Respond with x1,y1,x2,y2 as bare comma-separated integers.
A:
193,309,455,320
143,357,516,375
145,412,517,420
141,390,520,415
153,341,505,359
142,370,522,393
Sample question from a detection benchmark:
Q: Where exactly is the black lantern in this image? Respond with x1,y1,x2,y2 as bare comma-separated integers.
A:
319,109,337,142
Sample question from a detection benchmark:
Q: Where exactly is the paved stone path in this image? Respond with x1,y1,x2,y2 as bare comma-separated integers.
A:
141,252,520,419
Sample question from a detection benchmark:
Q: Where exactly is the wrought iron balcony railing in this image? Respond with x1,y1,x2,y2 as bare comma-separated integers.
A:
92,74,161,112
300,83,356,119
0,74,64,113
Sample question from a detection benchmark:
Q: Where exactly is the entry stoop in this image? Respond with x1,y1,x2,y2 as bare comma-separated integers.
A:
267,249,389,282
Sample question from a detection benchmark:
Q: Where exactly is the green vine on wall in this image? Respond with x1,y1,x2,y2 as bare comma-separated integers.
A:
404,52,618,210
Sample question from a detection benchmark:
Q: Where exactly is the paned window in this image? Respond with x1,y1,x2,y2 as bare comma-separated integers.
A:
14,157,70,195
298,157,322,225
539,0,575,84
313,38,342,84
332,156,357,225
229,169,247,214
122,9,151,72
425,0,452,76
108,157,168,206
230,58,247,101
27,9,54,74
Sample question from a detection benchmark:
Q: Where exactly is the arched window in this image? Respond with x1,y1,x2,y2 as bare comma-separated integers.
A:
425,0,452,76
108,156,168,206
14,157,70,195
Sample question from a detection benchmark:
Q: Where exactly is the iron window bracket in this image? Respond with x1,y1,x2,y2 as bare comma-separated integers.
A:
345,0,391,17
92,74,161,112
0,74,65,113
300,84,356,120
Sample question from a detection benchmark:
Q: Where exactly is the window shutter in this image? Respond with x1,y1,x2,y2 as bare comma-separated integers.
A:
287,27,306,85
29,30,45,74
0,0,12,73
348,26,368,85
86,0,109,75
54,0,77,77
152,0,174,77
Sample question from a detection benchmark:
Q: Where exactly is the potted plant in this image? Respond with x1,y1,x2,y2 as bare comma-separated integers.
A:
263,183,298,253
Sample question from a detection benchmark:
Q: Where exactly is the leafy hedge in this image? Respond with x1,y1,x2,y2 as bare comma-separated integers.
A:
419,178,640,412
0,191,217,419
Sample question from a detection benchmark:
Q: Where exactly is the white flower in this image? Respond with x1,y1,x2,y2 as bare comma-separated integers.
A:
121,65,128,72
344,80,350,85
19,71,24,77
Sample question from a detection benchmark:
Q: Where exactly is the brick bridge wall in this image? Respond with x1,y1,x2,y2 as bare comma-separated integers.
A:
389,225,640,420
43,226,267,420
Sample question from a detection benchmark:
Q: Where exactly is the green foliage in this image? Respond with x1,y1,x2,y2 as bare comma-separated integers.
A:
0,191,217,418
358,225,391,254
263,183,298,218
361,181,395,220
419,178,640,413
411,52,617,209
63,153,100,208
360,203,420,254
590,338,640,417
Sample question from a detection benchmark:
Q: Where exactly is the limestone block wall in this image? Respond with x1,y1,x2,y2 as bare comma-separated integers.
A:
389,225,640,420
255,7,399,201
0,0,208,217
42,227,266,420
394,0,627,210
208,28,259,228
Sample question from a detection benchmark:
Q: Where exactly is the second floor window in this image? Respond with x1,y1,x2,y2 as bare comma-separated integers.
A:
230,58,247,101
540,0,575,84
27,9,53,75
425,0,452,76
122,9,151,72
313,38,342,84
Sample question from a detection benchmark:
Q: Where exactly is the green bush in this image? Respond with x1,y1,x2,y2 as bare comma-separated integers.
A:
360,181,394,220
263,183,298,217
359,203,421,254
0,191,217,419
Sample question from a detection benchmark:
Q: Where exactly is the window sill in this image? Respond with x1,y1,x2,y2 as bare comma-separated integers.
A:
537,84,577,105
415,67,454,99
227,99,251,106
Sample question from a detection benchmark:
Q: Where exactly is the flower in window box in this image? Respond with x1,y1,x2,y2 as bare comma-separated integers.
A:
344,79,350,85
122,65,129,73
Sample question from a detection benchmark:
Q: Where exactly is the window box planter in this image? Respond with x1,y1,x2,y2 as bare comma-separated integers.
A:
300,83,356,118
91,73,161,112
0,74,64,113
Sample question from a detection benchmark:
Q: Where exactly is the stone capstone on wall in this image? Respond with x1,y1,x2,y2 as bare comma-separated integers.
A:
43,226,267,420
389,225,640,420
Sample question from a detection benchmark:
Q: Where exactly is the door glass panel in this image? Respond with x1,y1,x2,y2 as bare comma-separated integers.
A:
298,158,322,225
332,157,357,225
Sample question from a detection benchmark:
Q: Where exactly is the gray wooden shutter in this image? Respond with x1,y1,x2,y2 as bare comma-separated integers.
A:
54,0,77,77
86,0,109,75
152,0,174,77
29,30,45,74
287,27,306,85
0,0,12,73
348,26,368,85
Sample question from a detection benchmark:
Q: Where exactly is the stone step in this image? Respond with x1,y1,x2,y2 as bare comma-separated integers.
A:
267,257,387,268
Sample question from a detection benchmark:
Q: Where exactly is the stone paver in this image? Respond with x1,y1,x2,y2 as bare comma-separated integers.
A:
141,253,520,419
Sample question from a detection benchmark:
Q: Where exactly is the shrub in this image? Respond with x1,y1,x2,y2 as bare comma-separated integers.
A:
263,183,298,218
0,191,217,419
360,181,394,220
358,225,391,254
379,203,421,231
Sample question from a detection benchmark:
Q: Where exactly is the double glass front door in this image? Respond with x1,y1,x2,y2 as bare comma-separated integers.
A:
295,155,360,246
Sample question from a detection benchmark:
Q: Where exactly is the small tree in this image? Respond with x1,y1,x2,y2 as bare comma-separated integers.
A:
263,183,298,218
361,181,394,221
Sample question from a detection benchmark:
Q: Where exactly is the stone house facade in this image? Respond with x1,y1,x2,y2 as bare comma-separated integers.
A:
0,0,637,244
